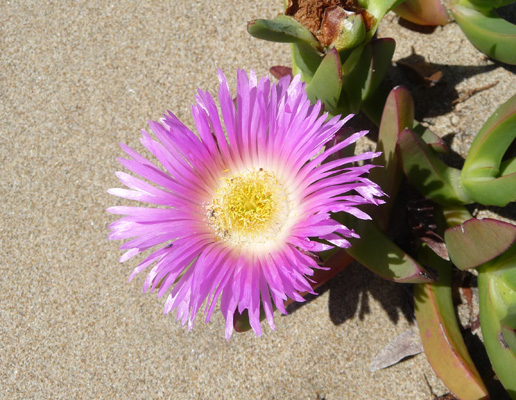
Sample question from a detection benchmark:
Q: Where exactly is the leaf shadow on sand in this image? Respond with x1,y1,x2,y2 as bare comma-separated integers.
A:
287,261,416,326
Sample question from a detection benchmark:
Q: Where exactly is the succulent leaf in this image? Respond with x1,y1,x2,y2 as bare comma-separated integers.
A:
501,157,516,176
462,93,516,177
461,173,516,207
445,218,516,270
365,38,396,100
341,38,395,112
367,86,414,229
478,243,516,398
414,124,448,153
393,0,451,26
357,0,407,39
247,15,321,48
247,15,323,81
305,48,342,113
459,0,516,10
339,214,436,283
461,93,516,206
442,205,473,228
397,128,468,205
501,305,516,355
450,3,516,65
414,245,489,400
291,43,324,82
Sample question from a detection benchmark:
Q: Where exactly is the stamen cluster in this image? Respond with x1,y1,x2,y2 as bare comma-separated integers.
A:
207,169,290,246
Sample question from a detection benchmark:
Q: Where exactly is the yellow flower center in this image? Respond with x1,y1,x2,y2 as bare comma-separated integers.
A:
207,168,290,246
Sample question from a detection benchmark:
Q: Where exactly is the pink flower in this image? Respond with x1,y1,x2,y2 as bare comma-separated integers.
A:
108,70,383,339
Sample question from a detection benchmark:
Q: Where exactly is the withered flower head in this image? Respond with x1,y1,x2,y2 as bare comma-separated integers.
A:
286,0,375,50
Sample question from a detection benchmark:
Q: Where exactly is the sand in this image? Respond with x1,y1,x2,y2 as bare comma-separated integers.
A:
2,1,515,399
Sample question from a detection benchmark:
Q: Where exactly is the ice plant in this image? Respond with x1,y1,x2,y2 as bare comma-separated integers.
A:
107,70,383,339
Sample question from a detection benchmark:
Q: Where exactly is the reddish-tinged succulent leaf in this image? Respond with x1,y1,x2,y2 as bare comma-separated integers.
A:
269,66,293,80
367,86,413,229
394,0,450,26
416,124,448,154
291,43,324,82
445,218,516,270
415,245,489,400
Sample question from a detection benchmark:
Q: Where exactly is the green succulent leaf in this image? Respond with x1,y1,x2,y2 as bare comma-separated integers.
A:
462,93,516,176
501,157,516,176
357,0,406,39
339,214,436,283
442,205,473,228
478,243,516,398
341,38,395,112
340,45,367,112
461,93,516,206
291,44,324,82
365,38,396,100
415,245,489,399
461,173,516,207
445,218,516,270
305,48,342,113
458,0,516,10
397,128,469,205
501,305,516,355
450,3,516,65
247,15,321,48
247,15,323,82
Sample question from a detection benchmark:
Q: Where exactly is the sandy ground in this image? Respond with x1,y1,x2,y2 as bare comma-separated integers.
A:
2,1,515,399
